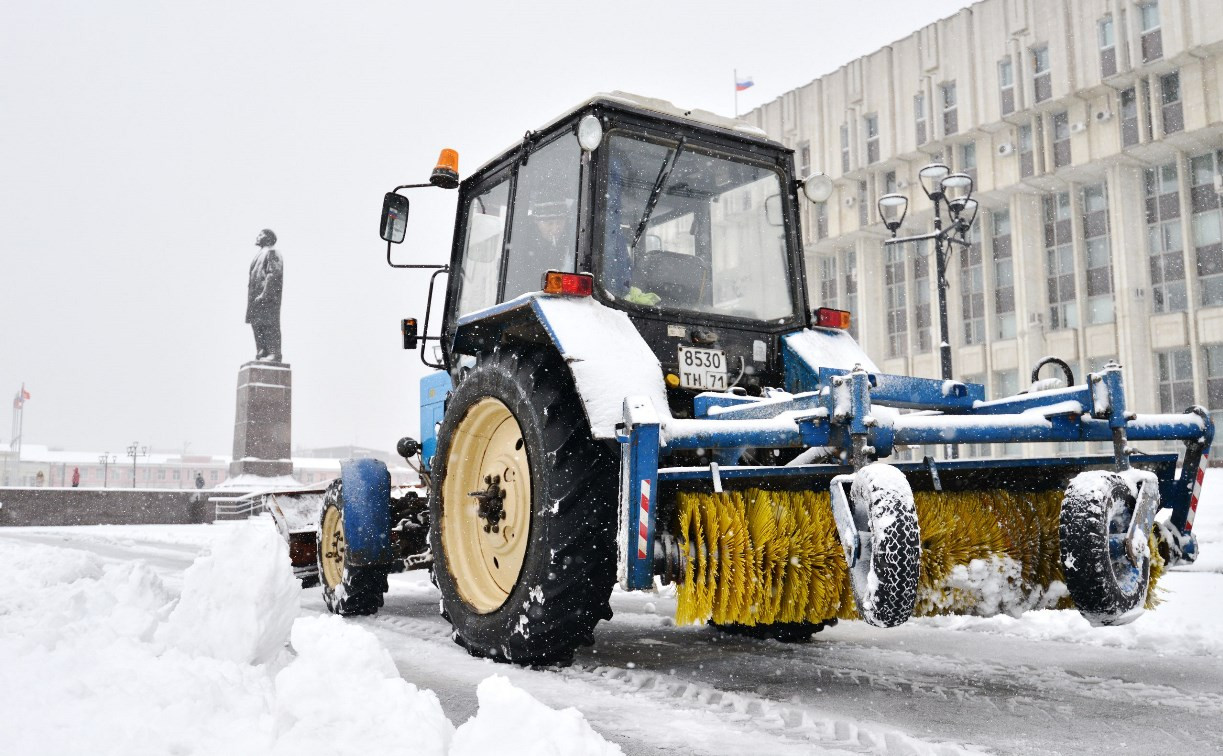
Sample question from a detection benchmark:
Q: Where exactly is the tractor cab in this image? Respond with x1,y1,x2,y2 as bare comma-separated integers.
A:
404,93,834,410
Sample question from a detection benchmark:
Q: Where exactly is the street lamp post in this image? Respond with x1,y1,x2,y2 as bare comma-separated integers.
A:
126,442,148,488
878,163,980,459
98,453,116,488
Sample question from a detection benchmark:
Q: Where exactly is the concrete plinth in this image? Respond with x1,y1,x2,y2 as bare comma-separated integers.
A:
229,361,294,478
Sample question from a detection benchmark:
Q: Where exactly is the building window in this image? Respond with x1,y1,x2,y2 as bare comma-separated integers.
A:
1099,15,1117,78
1018,122,1035,178
1190,149,1223,306
1160,71,1183,135
884,171,898,195
840,123,851,173
157,468,166,480
798,141,811,178
845,249,859,338
1051,112,1071,168
818,256,838,308
1156,348,1194,413
941,82,958,136
915,92,927,146
913,242,933,353
960,141,977,180
816,201,828,240
885,244,908,358
1044,192,1078,329
1145,162,1186,312
1032,46,1052,103
992,210,1016,339
1082,183,1114,325
960,224,986,345
1205,344,1223,431
1120,88,1140,147
858,181,868,227
865,114,880,164
1140,1,1162,63
998,58,1015,115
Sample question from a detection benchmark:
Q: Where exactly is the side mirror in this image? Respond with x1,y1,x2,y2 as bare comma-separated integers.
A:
764,194,784,226
380,192,410,244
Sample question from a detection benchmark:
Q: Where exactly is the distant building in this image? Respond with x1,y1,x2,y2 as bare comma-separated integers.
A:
746,0,1223,457
0,442,417,489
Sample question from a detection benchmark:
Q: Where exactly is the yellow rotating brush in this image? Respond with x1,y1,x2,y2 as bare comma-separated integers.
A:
674,488,1163,627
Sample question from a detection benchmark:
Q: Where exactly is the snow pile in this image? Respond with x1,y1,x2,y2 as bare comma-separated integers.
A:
451,675,623,756
918,555,1066,617
157,522,302,663
0,521,620,756
273,615,454,755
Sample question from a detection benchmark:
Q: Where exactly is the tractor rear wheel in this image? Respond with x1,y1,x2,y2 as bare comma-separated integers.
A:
849,463,920,628
317,479,390,616
429,347,617,665
1060,471,1150,625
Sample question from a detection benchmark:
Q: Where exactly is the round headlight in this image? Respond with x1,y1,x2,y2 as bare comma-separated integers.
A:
578,115,603,152
801,172,833,204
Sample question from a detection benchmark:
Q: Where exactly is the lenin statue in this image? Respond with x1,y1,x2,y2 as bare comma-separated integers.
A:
246,229,284,362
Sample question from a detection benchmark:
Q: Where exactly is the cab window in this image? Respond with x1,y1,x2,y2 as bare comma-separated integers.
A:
503,133,580,301
456,178,510,316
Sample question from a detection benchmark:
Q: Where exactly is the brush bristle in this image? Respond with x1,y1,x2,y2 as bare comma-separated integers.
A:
674,488,1163,626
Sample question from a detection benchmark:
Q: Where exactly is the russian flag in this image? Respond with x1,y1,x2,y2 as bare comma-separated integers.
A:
735,77,754,92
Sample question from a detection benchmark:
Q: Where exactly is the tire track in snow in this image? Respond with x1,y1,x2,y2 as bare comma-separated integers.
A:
368,612,982,756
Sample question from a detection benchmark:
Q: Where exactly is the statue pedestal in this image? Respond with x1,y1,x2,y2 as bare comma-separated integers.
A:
228,361,294,478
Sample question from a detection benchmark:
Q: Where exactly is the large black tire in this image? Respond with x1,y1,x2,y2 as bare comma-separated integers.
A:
1060,471,1149,626
317,479,390,616
429,347,618,665
849,463,921,628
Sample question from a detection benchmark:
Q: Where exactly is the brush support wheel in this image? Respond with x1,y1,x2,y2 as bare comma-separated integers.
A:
848,463,921,627
1059,471,1150,626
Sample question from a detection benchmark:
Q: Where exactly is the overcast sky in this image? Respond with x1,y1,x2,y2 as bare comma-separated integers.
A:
0,0,976,458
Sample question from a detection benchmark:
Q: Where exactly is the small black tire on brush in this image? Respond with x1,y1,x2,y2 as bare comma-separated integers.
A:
711,619,836,643
1060,471,1149,626
849,463,921,628
317,479,390,616
429,347,618,665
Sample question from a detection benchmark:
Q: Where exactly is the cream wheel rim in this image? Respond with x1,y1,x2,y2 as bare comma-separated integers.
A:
320,504,346,589
442,397,532,613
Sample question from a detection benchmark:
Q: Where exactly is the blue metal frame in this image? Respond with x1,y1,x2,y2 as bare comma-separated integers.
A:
419,371,453,472
619,397,661,591
339,459,394,567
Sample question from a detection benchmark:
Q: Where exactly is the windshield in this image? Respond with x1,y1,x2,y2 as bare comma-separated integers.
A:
600,132,796,322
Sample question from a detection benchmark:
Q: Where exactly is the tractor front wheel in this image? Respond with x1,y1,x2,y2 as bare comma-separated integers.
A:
429,348,618,665
317,479,390,616
1060,471,1150,626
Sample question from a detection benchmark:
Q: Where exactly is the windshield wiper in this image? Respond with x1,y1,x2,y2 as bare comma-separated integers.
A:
629,137,686,252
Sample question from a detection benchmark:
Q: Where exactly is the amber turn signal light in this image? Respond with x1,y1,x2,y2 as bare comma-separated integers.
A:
542,271,594,297
430,148,460,189
814,307,851,330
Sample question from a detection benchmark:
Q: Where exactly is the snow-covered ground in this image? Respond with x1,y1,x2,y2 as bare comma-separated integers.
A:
3,471,1223,755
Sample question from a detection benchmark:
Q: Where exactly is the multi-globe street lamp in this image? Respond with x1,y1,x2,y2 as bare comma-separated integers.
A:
878,163,980,458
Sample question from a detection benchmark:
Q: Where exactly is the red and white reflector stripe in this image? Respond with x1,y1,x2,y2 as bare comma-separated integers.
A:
1188,454,1207,532
637,479,652,559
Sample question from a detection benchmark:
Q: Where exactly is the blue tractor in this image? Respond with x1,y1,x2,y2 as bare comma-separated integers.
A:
315,93,1213,664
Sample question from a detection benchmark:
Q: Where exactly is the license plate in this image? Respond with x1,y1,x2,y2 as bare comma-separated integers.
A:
677,345,727,390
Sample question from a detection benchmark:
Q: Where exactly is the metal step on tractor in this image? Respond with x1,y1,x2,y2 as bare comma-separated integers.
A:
308,92,1213,665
